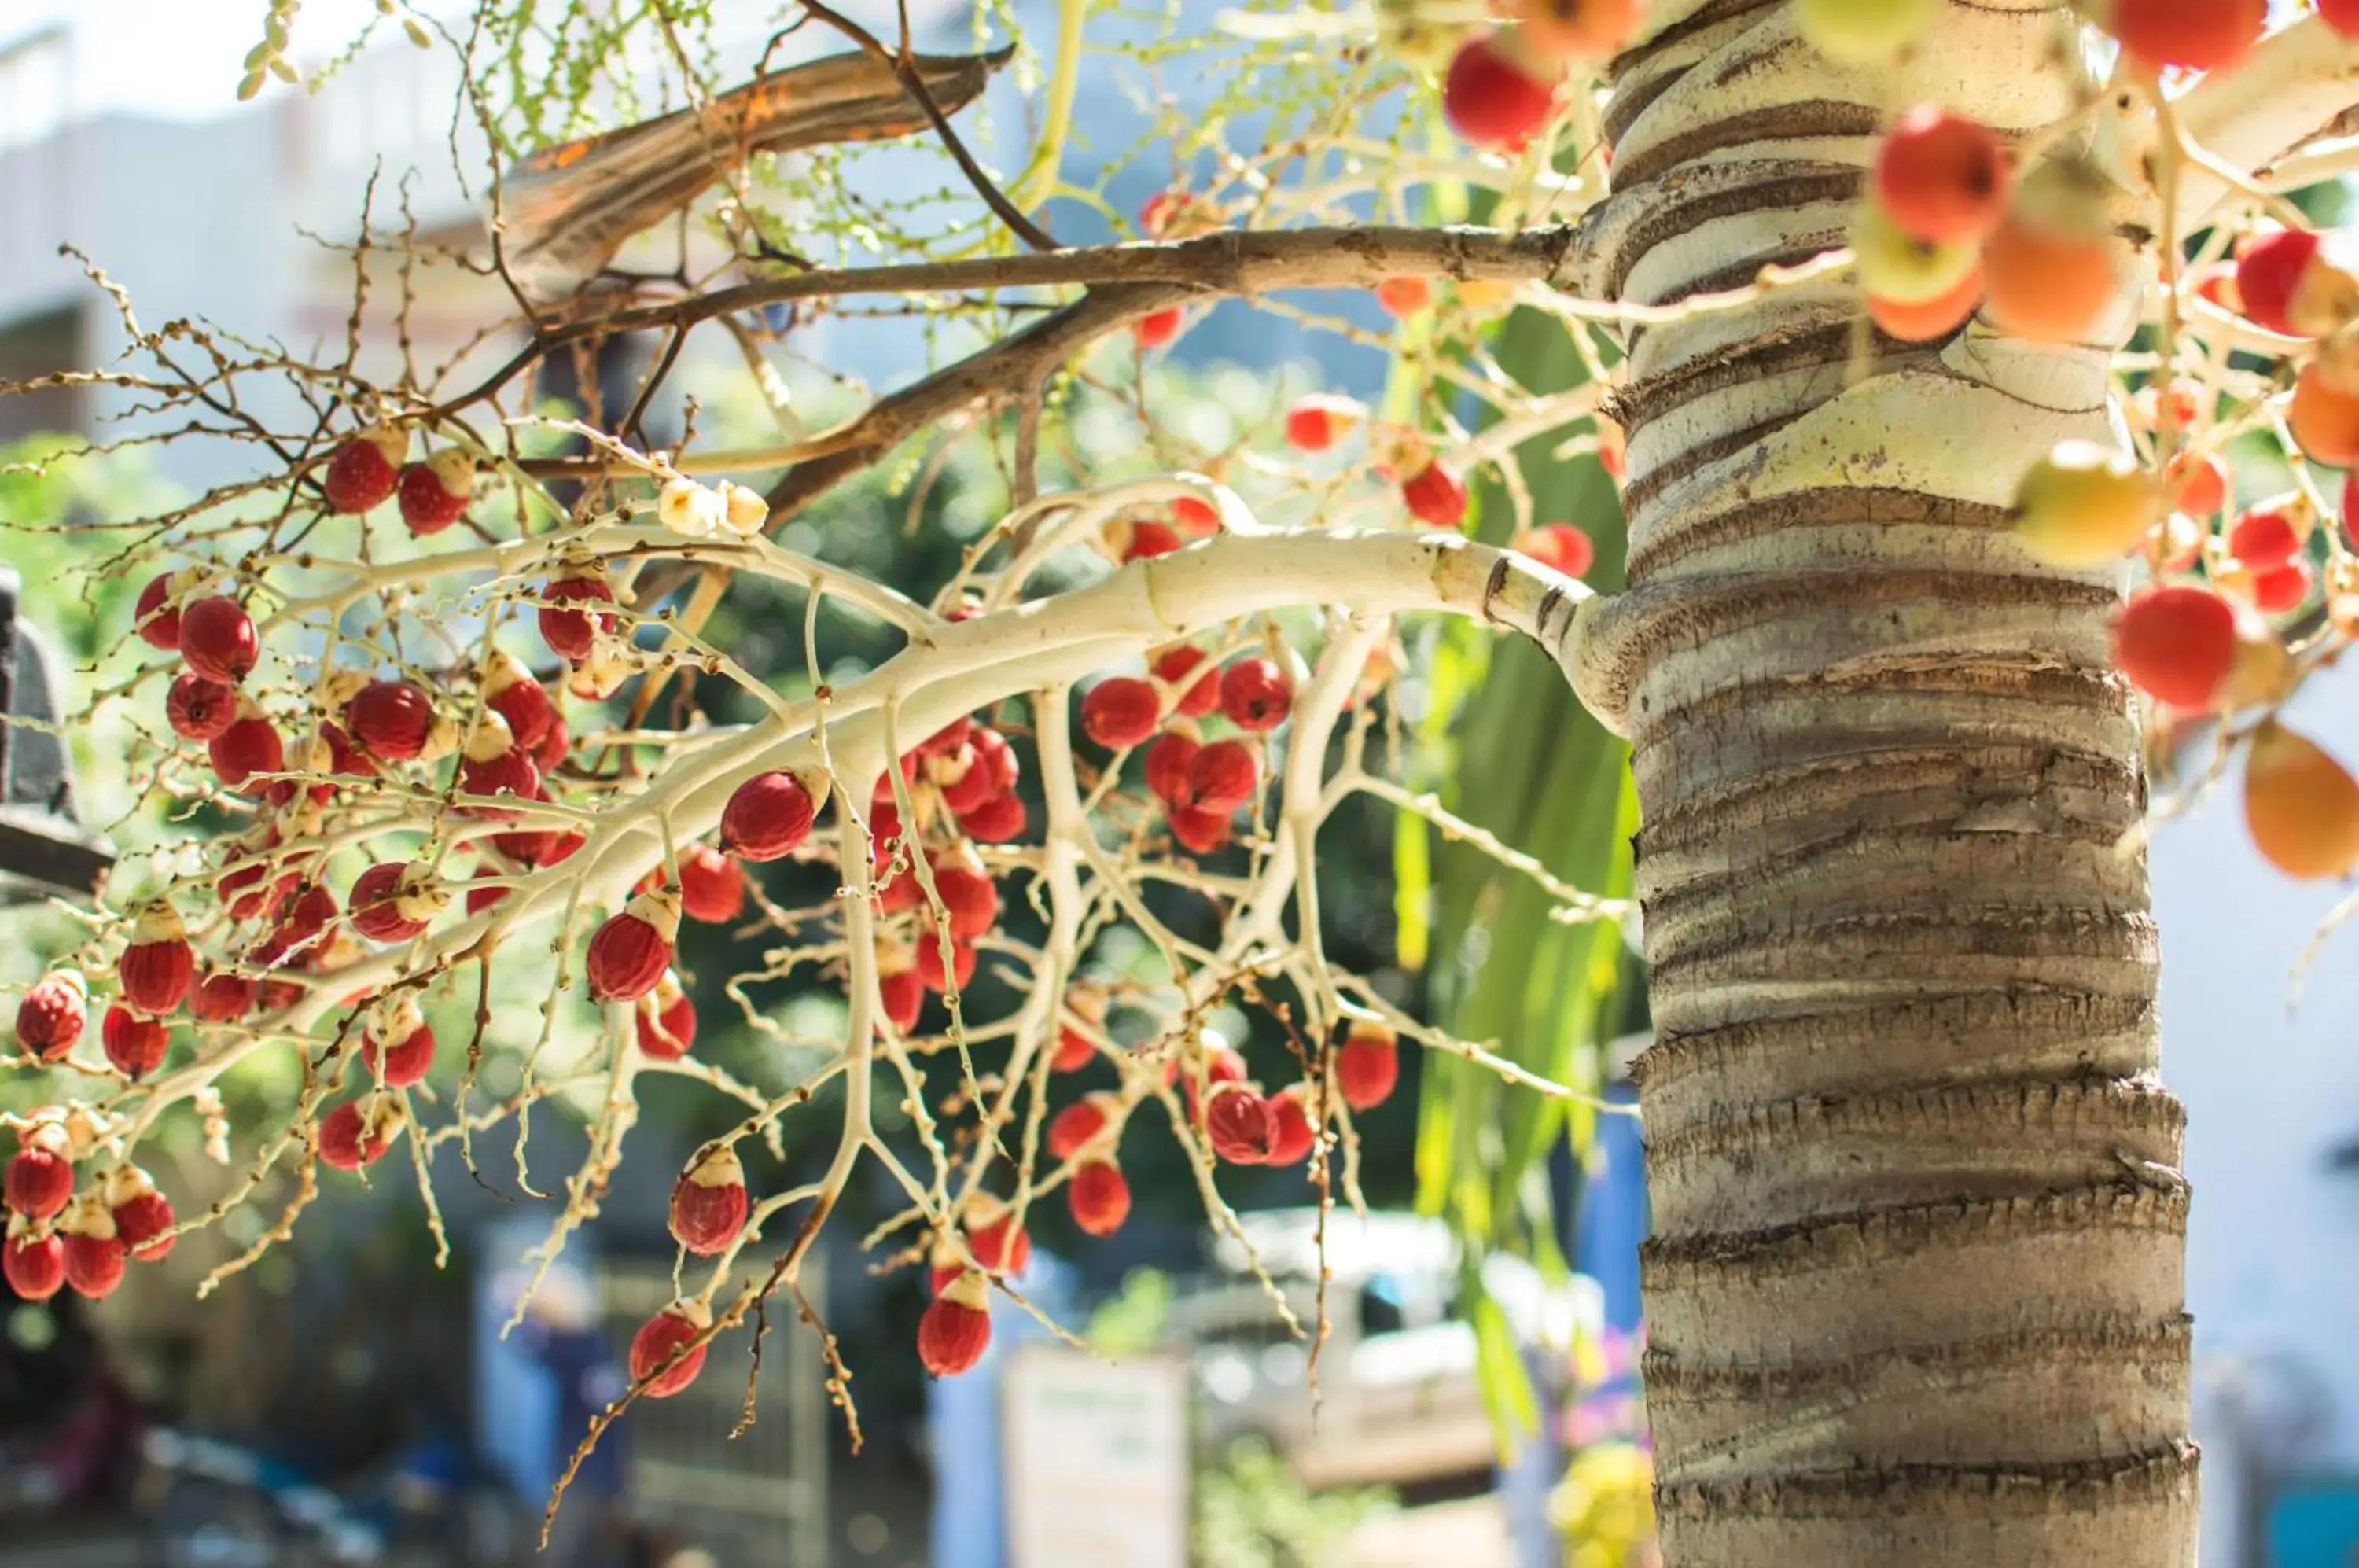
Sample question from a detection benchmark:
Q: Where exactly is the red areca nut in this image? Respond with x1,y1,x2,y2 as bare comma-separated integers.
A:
2236,229,2359,339
1132,307,1185,351
1375,276,1432,318
166,672,238,742
958,790,1027,844
1187,739,1260,812
1146,730,1201,808
14,970,88,1062
629,1301,712,1397
1219,658,1294,732
120,903,194,1015
457,712,541,816
1172,495,1220,536
61,1200,127,1300
1053,987,1108,1073
926,848,1000,940
1048,1092,1121,1161
1267,1085,1317,1166
918,1270,993,1377
101,1006,170,1079
1400,462,1468,528
635,970,699,1059
6,1123,73,1221
1286,396,1360,452
318,1094,407,1172
1080,676,1162,749
1204,1084,1279,1165
536,573,616,662
178,595,259,685
209,698,284,790
322,426,408,513
1522,524,1595,580
1441,32,1559,149
190,970,257,1023
965,1198,1032,1279
362,996,436,1088
587,890,682,1002
878,967,926,1033
2104,0,2266,74
350,862,445,944
135,569,191,650
397,449,476,536
721,769,822,861
1069,1161,1132,1236
2162,451,2228,518
1152,645,1220,717
1186,1040,1249,1121
670,1146,749,1256
3,1228,66,1301
346,678,436,760
915,935,977,995
1874,105,2009,245
105,1166,176,1261
1337,1023,1400,1110
1111,517,1183,563
677,842,746,923
2227,499,2310,569
480,651,554,749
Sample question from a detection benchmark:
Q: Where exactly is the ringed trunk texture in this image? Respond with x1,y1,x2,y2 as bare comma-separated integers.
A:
1569,3,2195,1564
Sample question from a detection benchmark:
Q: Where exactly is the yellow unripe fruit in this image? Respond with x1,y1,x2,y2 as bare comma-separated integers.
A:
2010,441,2161,566
1851,199,1982,307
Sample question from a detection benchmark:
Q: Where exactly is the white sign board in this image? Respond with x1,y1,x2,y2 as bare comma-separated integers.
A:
1003,1345,1191,1568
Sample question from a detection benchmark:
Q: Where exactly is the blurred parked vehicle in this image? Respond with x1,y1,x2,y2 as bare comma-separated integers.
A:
1165,1210,1602,1489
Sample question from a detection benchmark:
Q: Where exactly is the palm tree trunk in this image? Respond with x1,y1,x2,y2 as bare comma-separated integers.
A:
1568,5,2195,1563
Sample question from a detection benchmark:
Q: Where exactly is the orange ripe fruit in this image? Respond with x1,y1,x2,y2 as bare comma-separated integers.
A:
2289,363,2359,469
1984,220,2119,344
2162,451,2227,517
1511,0,1636,57
2111,583,2237,709
2243,721,2359,880
1868,264,1983,341
1874,105,2011,245
1375,277,1433,318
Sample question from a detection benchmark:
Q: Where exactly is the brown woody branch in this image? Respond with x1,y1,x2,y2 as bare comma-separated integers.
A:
594,223,1581,608
527,222,1577,359
754,225,1581,507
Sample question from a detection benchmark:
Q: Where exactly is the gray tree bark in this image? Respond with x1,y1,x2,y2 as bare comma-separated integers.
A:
1570,4,2195,1562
